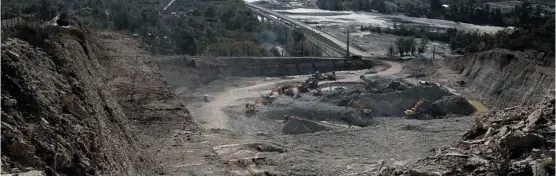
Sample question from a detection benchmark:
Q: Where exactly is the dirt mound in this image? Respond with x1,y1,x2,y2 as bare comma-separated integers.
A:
264,98,370,126
1,27,155,175
282,118,332,134
401,59,437,78
380,92,555,176
359,85,454,117
430,96,476,116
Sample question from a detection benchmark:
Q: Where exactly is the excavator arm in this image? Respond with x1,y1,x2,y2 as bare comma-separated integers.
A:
405,99,427,117
413,100,425,112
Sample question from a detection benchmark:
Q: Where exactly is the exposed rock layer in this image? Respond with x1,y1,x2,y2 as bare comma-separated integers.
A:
446,49,555,109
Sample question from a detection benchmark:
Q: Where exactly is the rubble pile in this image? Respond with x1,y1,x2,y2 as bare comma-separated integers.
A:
360,76,413,93
380,92,555,176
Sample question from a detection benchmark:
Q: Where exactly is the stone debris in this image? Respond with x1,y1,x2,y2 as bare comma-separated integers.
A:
380,92,555,176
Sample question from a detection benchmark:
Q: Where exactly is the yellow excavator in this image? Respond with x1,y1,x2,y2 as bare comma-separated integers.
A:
404,99,426,118
244,98,265,113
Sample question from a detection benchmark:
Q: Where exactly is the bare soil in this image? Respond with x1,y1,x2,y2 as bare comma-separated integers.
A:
152,53,481,175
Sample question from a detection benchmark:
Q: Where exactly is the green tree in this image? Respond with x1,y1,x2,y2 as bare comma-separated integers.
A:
418,37,428,53
388,45,394,56
205,6,216,20
430,0,443,12
395,37,405,56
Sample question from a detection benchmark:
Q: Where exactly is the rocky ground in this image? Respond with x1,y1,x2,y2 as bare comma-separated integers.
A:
3,13,553,176
379,92,555,176
152,53,493,175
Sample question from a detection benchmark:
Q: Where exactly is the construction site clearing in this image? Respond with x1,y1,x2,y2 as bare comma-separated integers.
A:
235,70,479,135
2,20,553,175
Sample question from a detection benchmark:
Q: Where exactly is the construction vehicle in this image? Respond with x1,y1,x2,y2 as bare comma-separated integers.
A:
244,102,258,113
244,98,266,113
305,76,319,89
314,72,337,81
259,93,275,105
404,99,426,118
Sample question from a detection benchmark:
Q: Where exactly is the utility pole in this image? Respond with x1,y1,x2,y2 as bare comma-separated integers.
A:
433,45,436,60
346,28,350,57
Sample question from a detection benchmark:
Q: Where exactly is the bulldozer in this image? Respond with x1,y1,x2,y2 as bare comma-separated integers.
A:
404,99,426,119
315,72,337,81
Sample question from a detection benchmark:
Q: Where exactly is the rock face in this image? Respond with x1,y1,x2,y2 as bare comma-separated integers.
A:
1,24,198,175
1,27,151,175
445,49,555,109
430,95,476,116
380,92,555,176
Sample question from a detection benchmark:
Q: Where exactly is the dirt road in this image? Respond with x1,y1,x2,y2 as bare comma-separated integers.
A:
195,60,402,130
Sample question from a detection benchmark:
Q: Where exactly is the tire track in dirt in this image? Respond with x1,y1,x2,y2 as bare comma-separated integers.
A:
194,60,402,130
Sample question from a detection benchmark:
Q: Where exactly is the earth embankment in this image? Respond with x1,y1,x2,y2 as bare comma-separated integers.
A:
445,49,555,109
1,25,200,175
1,26,155,175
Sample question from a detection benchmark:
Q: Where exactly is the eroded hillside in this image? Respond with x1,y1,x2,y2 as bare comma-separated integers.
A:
1,23,200,175
446,49,555,109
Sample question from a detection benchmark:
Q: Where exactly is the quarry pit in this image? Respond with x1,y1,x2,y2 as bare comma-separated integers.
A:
154,55,489,175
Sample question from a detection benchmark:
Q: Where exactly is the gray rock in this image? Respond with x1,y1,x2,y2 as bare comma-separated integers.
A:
430,95,476,116
526,109,543,130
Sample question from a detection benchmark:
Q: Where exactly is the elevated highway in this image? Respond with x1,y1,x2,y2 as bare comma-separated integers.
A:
245,3,370,57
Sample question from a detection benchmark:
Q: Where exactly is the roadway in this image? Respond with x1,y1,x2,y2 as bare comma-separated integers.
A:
245,3,370,57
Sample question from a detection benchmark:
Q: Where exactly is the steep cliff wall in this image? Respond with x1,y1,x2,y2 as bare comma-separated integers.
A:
1,26,154,175
445,49,555,109
1,24,199,175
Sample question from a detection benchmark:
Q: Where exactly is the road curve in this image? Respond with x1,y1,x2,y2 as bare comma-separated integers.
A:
195,60,402,130
193,2,403,130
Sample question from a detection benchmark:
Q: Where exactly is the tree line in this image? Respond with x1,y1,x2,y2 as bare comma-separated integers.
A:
388,36,428,56
362,19,554,66
316,0,554,27
2,0,322,57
